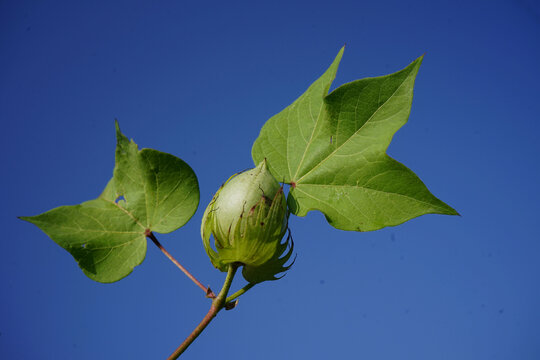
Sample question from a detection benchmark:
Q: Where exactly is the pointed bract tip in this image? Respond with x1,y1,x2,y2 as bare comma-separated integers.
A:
257,158,268,170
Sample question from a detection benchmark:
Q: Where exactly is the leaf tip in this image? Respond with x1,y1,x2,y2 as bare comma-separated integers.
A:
18,214,43,229
337,45,345,59
18,215,34,223
114,118,122,137
114,119,131,148
415,53,425,66
437,202,460,217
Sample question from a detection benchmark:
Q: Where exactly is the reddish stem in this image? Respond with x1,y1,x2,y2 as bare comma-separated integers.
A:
146,230,215,299
167,263,239,359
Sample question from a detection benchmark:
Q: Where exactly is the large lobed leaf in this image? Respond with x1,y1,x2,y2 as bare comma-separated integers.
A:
252,47,457,231
21,122,199,282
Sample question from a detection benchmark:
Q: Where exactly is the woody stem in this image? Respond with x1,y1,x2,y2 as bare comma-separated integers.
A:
167,263,239,359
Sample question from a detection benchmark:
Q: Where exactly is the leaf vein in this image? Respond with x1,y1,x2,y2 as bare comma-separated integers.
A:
296,71,412,183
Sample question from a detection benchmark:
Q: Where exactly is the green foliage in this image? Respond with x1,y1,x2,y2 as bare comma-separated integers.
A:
20,122,199,282
252,47,458,231
19,49,459,358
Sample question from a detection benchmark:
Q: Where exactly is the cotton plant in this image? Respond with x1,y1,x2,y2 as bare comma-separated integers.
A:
21,47,457,358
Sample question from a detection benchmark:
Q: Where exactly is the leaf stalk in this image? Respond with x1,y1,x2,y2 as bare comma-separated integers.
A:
147,231,216,299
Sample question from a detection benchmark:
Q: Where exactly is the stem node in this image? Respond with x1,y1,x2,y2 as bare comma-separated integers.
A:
225,299,239,310
167,263,239,359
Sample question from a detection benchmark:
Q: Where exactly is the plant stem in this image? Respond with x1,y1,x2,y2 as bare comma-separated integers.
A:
226,282,256,303
167,263,239,359
147,231,215,298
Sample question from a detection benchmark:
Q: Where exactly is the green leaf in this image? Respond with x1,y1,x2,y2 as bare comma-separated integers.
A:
105,121,200,234
20,199,147,283
21,122,199,282
252,47,457,231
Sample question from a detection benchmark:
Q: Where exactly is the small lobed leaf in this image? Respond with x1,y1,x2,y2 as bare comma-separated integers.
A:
106,122,200,234
20,199,146,283
252,47,458,232
21,122,199,282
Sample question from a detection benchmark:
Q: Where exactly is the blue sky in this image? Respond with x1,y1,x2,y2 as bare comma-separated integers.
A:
2,0,540,359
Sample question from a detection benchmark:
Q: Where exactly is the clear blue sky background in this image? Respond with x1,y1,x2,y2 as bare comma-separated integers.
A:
2,0,539,359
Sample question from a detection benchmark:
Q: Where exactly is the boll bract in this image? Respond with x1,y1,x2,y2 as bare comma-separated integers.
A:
201,160,294,283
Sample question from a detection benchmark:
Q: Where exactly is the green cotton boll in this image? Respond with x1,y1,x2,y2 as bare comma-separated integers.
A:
201,159,294,284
